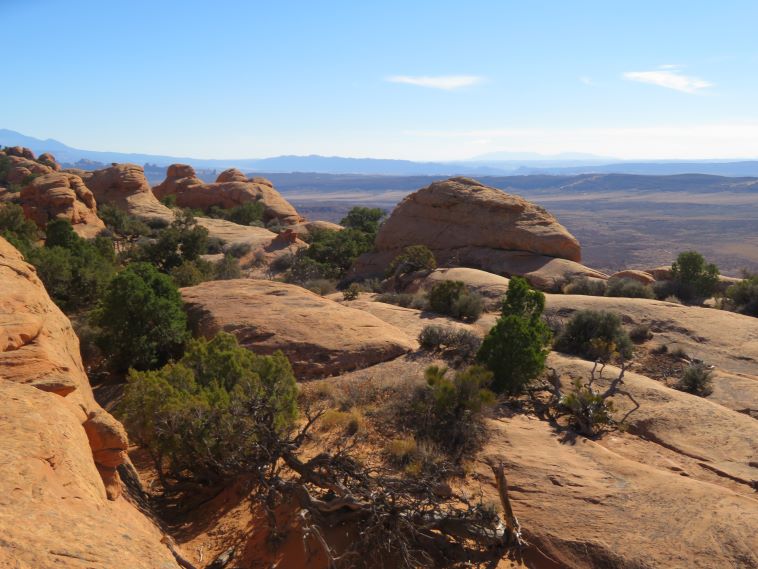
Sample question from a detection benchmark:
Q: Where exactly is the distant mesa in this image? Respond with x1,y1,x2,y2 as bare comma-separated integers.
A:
153,163,302,225
352,176,606,291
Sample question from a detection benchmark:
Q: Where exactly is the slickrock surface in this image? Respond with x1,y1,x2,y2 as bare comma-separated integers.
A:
181,279,415,378
352,177,607,290
608,269,655,285
154,164,302,225
0,237,180,568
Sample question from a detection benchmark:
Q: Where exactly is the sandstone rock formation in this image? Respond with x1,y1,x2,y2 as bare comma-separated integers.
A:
74,163,174,223
154,164,302,225
1,146,55,185
181,279,415,378
352,177,606,290
608,269,655,285
0,237,126,496
335,292,758,567
289,219,344,239
400,267,510,309
20,172,105,238
0,237,180,568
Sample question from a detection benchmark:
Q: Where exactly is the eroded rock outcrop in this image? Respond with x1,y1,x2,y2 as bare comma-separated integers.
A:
181,279,415,378
0,237,126,496
352,177,606,290
74,163,174,223
154,164,302,225
20,172,105,238
0,237,180,568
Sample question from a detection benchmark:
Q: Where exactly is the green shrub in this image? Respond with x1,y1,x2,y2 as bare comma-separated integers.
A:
340,206,384,236
160,195,177,208
428,280,485,321
559,378,615,436
98,204,151,238
304,278,337,296
215,253,241,280
476,277,552,394
93,262,189,371
0,203,38,255
375,292,428,310
605,278,654,299
291,227,374,280
418,325,481,360
227,201,264,226
726,274,758,316
228,242,251,258
563,276,607,296
429,280,465,313
118,332,297,486
554,310,633,362
27,220,116,311
169,259,215,287
131,211,209,271
629,323,652,343
660,251,720,303
408,365,495,458
676,363,713,396
386,245,437,278
342,282,361,301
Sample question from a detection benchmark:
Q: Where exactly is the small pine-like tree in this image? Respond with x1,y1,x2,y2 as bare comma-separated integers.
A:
476,276,552,394
669,251,720,303
93,262,189,371
119,332,298,486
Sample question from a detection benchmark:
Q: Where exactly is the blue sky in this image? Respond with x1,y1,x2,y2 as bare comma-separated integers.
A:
3,0,758,160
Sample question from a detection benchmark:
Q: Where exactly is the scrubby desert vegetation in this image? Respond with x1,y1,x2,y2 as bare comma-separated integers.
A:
1,149,756,569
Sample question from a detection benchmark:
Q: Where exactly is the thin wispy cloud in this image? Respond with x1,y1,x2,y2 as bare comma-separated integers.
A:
386,75,483,90
579,76,594,86
622,66,712,93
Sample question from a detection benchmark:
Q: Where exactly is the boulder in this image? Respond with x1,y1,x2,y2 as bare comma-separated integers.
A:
289,219,343,239
4,145,36,160
154,164,302,225
0,237,126,496
195,217,307,266
20,172,105,238
76,163,174,223
374,177,581,261
609,269,655,285
181,279,415,378
646,265,673,280
352,177,604,291
37,152,61,170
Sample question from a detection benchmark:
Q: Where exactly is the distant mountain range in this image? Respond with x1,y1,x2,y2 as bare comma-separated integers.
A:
3,128,758,177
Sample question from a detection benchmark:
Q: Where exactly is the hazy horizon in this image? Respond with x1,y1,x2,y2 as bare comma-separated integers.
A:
3,1,758,161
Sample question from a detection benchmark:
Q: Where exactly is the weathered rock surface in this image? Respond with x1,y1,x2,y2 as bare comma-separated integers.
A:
289,219,343,239
0,382,180,569
478,409,758,569
154,164,302,225
0,237,126,495
20,172,105,238
1,147,55,185
0,237,180,567
75,163,174,223
375,177,581,260
195,217,307,266
352,177,605,290
181,279,415,378
609,269,655,285
338,294,758,567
